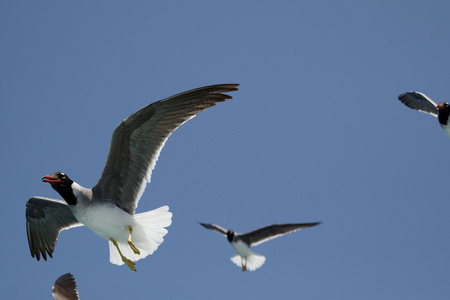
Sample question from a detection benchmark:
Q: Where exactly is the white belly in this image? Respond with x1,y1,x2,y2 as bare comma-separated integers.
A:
231,240,253,257
71,203,135,242
440,123,450,138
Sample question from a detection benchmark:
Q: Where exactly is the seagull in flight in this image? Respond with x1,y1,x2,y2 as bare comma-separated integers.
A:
52,273,79,300
199,222,320,271
397,91,450,138
26,84,239,271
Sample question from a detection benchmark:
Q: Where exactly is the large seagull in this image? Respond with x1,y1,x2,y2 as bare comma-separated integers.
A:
26,84,239,271
200,222,320,271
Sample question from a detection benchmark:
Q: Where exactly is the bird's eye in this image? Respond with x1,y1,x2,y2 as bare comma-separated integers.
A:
59,173,66,179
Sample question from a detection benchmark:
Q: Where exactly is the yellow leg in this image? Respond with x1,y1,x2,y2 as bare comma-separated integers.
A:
127,225,140,255
242,257,247,272
109,238,136,271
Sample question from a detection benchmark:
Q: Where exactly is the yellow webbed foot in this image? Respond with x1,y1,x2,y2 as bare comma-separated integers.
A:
123,257,136,271
110,237,137,272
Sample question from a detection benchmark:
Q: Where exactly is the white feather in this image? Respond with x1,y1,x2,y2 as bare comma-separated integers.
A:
230,240,266,271
230,253,266,272
108,205,172,265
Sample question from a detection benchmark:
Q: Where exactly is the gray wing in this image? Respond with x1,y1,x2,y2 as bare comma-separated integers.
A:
398,91,439,116
52,273,79,300
241,222,321,247
92,84,239,215
199,222,228,236
26,197,82,261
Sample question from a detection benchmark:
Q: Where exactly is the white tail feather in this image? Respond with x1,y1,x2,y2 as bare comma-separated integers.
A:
109,205,172,265
230,252,266,271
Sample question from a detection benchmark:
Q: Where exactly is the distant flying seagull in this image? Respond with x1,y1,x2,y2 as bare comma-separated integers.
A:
52,273,79,300
398,91,450,138
26,84,239,271
199,222,320,271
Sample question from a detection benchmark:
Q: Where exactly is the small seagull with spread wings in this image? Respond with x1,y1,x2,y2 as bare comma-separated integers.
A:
200,222,320,271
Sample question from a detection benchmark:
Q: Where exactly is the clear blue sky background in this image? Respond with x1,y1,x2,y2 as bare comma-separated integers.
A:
1,1,450,299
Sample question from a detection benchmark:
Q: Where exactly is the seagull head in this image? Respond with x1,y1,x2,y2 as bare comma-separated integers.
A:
226,230,235,242
42,172,76,205
42,172,72,185
437,102,449,110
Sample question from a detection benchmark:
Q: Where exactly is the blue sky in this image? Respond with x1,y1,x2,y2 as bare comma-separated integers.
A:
1,1,450,299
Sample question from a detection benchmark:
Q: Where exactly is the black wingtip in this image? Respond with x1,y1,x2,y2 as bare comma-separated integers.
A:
305,222,322,228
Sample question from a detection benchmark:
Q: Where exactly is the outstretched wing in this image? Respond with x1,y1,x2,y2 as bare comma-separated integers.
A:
398,91,439,116
93,84,239,215
26,197,82,261
52,273,79,300
241,222,321,247
199,222,228,236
